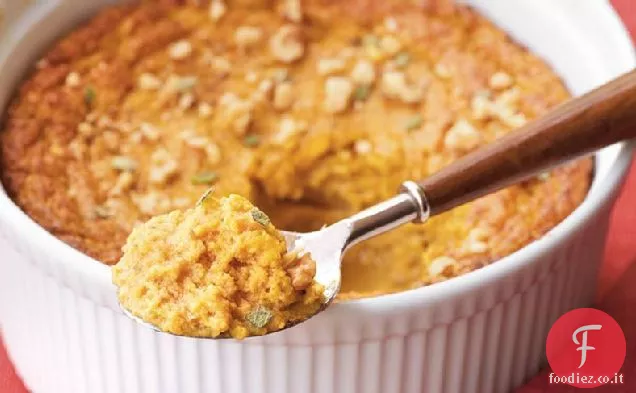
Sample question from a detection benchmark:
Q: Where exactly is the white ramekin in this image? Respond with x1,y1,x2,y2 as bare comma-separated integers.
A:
0,1,634,392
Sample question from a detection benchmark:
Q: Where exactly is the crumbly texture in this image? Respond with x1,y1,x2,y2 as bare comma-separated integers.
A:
112,193,324,338
0,0,592,299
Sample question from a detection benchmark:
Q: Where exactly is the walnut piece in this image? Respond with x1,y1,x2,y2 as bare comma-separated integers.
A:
273,82,294,111
282,0,302,22
235,26,263,49
351,60,376,85
444,119,481,150
209,0,227,22
270,25,305,63
428,256,457,278
324,77,354,114
381,71,424,104
317,58,346,76
169,40,193,60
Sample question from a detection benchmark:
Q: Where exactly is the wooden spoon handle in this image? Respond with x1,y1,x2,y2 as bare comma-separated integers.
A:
417,70,636,216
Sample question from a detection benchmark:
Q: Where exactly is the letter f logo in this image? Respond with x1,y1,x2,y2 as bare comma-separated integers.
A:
572,324,602,368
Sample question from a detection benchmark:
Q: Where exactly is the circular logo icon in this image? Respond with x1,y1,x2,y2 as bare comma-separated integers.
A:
546,308,626,388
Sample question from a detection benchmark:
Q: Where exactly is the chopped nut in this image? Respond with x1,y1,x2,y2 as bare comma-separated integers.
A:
429,256,457,278
205,143,222,164
182,132,222,163
324,76,354,114
270,25,305,63
496,87,521,107
444,119,481,150
96,115,112,128
272,68,291,83
102,131,120,151
164,75,198,93
273,116,307,143
354,139,373,154
286,253,316,290
110,172,135,196
380,71,424,104
172,197,191,209
362,34,383,61
179,93,195,110
434,63,451,78
179,130,208,148
65,72,81,87
111,156,138,172
210,56,232,74
245,71,259,83
149,148,179,185
464,228,490,254
218,93,253,135
77,122,94,137
198,102,213,118
169,40,193,60
471,92,492,120
379,35,402,56
501,113,527,128
282,0,302,22
393,52,410,68
133,192,172,215
489,72,513,90
139,123,160,142
255,79,275,97
273,82,294,110
235,26,263,49
350,60,376,85
138,73,162,90
209,0,227,22
384,17,398,32
317,57,346,76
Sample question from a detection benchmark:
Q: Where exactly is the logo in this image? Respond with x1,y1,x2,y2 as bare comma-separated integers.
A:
546,308,626,388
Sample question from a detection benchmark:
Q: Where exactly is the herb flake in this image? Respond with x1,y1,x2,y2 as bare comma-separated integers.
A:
404,115,423,132
246,305,273,329
354,85,371,102
191,171,219,185
84,86,96,106
196,187,215,206
243,134,260,148
251,208,271,227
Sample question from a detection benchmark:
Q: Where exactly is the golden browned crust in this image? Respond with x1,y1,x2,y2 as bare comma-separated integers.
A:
0,0,592,298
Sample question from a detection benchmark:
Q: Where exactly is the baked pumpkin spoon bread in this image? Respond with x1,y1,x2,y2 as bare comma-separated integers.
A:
114,69,636,339
113,193,325,339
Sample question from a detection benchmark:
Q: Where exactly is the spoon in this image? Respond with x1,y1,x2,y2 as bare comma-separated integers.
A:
122,69,636,337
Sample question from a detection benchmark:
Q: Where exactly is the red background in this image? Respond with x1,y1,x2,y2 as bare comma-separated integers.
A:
1,1,636,392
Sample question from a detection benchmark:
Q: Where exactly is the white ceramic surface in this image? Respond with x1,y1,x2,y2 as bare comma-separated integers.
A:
0,1,634,392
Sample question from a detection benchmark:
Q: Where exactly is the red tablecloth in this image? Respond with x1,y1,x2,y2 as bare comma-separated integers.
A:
2,2,636,392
